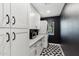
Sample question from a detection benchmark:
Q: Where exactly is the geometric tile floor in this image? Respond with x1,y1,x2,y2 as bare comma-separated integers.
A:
40,43,65,56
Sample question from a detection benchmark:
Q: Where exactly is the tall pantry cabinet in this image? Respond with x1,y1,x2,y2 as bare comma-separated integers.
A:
0,3,29,56
0,3,11,56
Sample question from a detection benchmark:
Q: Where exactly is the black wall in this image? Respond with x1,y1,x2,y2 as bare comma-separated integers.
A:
60,17,79,56
54,16,61,43
41,16,61,43
60,17,79,43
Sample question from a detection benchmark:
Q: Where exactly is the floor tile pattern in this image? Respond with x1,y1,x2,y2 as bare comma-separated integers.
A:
40,43,64,56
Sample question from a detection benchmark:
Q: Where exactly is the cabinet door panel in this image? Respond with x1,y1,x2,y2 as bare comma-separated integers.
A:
11,29,28,56
11,3,28,28
3,29,11,56
36,40,43,56
29,44,37,56
28,4,40,29
3,3,10,28
30,47,36,56
0,34,4,56
42,35,48,48
0,3,3,27
0,29,10,56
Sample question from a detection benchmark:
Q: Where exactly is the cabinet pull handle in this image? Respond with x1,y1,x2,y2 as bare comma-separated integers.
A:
12,16,16,25
12,32,16,41
6,32,10,42
6,14,10,24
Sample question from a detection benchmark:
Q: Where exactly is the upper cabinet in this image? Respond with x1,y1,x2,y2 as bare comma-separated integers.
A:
0,4,10,28
11,3,28,28
0,3,40,29
0,3,28,28
28,4,40,29
3,4,11,28
0,4,3,27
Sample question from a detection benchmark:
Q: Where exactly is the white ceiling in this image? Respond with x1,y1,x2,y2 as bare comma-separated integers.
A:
32,3,65,17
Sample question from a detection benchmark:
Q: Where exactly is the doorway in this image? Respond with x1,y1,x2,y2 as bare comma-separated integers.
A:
41,16,61,43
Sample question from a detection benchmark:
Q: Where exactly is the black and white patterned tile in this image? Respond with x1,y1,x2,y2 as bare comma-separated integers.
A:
40,43,64,56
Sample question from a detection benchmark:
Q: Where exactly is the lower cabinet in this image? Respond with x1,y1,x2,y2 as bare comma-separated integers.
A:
36,40,43,56
0,29,47,56
42,35,48,48
0,29,10,56
11,29,29,56
0,29,29,56
30,44,37,56
11,33,28,56
29,40,43,56
0,35,4,56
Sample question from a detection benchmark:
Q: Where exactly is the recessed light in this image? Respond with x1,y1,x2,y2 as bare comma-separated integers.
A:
46,10,51,14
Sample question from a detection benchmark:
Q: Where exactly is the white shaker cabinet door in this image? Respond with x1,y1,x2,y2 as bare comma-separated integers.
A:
0,36,4,56
28,4,40,29
0,3,3,28
3,3,11,28
42,35,48,48
0,29,5,56
0,29,11,56
36,40,43,56
11,3,28,28
11,29,29,56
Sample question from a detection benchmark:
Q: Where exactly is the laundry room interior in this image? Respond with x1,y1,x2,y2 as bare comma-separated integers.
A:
0,3,79,56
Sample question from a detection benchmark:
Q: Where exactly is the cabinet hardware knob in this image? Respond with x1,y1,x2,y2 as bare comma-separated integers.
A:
6,32,10,42
6,14,10,24
12,16,16,25
12,32,16,41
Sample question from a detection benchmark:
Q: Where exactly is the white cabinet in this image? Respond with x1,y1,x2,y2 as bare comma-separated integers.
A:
0,4,3,27
28,4,40,29
0,35,4,56
40,21,48,33
29,40,43,56
0,3,41,56
3,29,11,56
0,29,5,56
42,35,48,48
0,3,29,56
0,3,28,28
30,44,37,56
10,3,29,55
36,40,43,55
11,3,28,28
0,3,10,28
0,29,10,56
0,3,11,56
3,3,11,28
11,29,28,56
